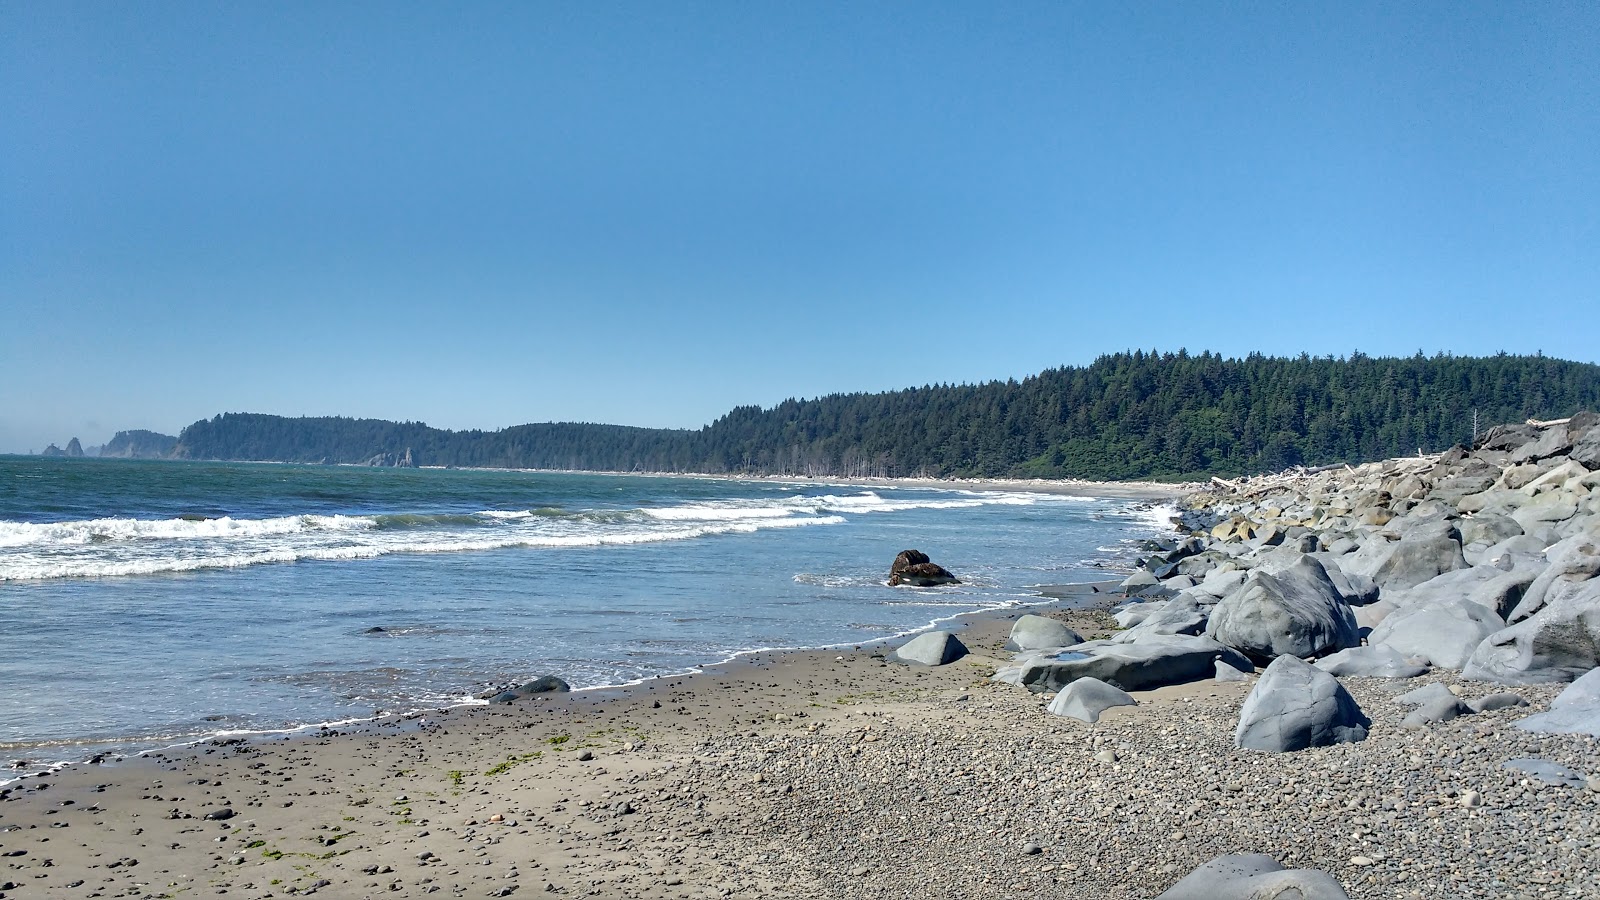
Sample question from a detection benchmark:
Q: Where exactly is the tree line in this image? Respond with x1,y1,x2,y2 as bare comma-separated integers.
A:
170,351,1600,480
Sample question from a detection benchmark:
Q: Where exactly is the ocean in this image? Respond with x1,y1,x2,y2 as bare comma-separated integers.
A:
0,456,1172,774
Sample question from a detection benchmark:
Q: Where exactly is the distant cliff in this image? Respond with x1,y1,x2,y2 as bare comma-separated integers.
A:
100,430,179,459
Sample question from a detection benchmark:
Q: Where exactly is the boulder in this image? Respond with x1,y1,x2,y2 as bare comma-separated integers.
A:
1314,645,1428,678
1514,667,1600,736
1345,534,1469,590
488,674,572,703
1004,615,1083,652
1367,596,1506,670
1572,422,1600,469
1045,677,1137,723
1510,489,1580,531
1111,594,1207,642
1400,694,1472,729
888,630,967,666
1015,634,1251,694
1508,533,1600,622
1205,555,1359,661
1155,854,1350,900
1501,758,1586,787
1462,578,1600,684
1467,692,1528,713
1508,423,1575,463
1235,655,1369,752
1395,682,1457,707
887,549,960,586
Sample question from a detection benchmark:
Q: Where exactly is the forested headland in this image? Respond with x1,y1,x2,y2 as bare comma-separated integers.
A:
168,351,1600,481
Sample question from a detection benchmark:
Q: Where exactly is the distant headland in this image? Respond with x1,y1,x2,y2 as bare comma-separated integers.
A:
31,350,1600,482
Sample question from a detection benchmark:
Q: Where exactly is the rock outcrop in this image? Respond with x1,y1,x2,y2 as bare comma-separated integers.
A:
887,549,959,587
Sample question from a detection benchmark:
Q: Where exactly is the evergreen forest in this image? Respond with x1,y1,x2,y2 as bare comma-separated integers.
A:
169,351,1600,481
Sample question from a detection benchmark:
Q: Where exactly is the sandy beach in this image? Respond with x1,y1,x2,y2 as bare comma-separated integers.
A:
3,585,1593,900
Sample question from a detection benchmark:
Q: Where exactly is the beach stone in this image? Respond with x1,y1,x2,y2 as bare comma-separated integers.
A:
1154,853,1350,900
1045,677,1137,723
1004,615,1083,652
1347,534,1470,590
1508,534,1600,623
1395,682,1457,707
887,549,959,587
1515,667,1600,735
1401,695,1473,729
1467,692,1528,713
1314,645,1427,678
888,631,967,666
1205,555,1359,661
1235,655,1369,752
1111,594,1207,641
1016,634,1251,693
1367,596,1505,670
1502,758,1586,787
1215,658,1251,681
1463,577,1600,683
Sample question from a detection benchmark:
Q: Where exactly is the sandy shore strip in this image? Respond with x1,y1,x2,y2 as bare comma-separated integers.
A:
3,585,1591,900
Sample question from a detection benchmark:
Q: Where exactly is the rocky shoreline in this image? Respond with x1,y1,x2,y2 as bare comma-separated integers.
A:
3,417,1598,899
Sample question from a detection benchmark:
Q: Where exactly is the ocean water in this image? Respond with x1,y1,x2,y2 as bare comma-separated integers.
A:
0,457,1172,772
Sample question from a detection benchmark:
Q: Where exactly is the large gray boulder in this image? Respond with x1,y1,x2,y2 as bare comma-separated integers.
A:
1004,615,1083,652
1111,594,1207,642
1514,667,1600,736
1314,645,1428,678
1462,578,1600,683
1367,596,1506,670
1508,533,1600,622
1346,534,1469,590
1235,655,1370,752
1045,677,1137,723
1205,555,1359,661
1155,853,1350,900
888,631,967,666
1015,634,1251,694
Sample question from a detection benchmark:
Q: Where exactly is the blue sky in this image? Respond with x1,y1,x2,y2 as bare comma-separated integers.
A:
3,2,1597,452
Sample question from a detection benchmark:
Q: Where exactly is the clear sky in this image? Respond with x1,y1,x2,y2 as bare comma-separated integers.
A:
3,2,1597,452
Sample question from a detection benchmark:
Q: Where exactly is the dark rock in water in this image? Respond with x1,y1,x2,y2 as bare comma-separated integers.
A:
485,674,572,703
364,626,387,634
64,437,84,458
887,549,959,586
1156,853,1350,900
40,443,66,457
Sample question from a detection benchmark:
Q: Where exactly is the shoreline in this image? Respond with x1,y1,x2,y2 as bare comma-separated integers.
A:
0,590,1138,899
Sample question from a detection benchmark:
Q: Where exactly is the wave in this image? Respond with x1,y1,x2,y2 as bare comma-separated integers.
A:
0,514,849,581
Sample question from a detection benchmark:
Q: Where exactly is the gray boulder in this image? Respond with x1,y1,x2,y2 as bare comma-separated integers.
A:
1015,634,1251,694
1508,423,1575,463
888,631,968,666
1111,594,1207,642
1155,853,1350,900
1346,534,1469,590
1206,555,1359,661
1514,668,1600,736
1572,422,1600,468
1235,655,1370,752
1508,533,1600,623
1467,692,1528,713
1045,677,1137,723
1400,695,1473,729
1367,596,1505,670
1314,645,1428,678
1463,578,1600,683
1004,615,1083,652
1502,758,1585,787
1394,681,1457,707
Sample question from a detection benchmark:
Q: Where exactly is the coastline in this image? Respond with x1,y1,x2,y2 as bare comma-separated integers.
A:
0,592,1135,899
